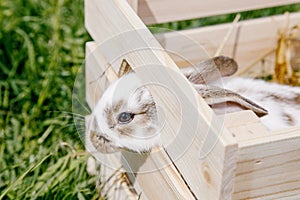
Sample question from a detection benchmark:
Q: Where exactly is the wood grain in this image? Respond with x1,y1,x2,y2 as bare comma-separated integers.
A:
224,111,300,199
126,0,138,12
137,0,300,24
85,0,238,199
235,128,300,199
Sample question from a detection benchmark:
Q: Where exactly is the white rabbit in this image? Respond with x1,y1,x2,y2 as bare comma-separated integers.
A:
88,72,160,153
87,56,300,153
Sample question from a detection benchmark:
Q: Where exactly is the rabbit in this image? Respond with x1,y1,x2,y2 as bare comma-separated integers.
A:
88,71,160,153
87,56,300,153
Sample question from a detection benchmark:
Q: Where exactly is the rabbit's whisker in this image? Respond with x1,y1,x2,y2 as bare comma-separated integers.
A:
73,96,91,114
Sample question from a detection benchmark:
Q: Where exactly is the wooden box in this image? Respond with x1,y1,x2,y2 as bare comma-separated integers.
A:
84,0,300,199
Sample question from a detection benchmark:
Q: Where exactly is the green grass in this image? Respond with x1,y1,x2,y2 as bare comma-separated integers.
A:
0,0,99,199
1,0,300,199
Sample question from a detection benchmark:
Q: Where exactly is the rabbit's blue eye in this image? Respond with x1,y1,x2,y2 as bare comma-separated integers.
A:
118,112,135,124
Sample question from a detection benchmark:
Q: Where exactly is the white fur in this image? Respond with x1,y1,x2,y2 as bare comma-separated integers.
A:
211,77,300,130
88,73,160,153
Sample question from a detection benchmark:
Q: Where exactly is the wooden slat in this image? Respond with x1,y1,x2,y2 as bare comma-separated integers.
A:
85,41,195,199
137,0,300,25
154,12,300,77
224,111,300,199
223,110,271,142
126,0,138,12
85,51,137,199
85,42,115,110
85,0,238,199
234,127,300,199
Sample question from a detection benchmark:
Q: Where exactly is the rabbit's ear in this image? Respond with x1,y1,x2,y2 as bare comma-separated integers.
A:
196,85,268,116
182,56,238,84
118,59,133,77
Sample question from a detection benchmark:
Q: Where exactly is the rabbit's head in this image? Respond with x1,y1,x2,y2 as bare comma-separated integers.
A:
88,73,160,153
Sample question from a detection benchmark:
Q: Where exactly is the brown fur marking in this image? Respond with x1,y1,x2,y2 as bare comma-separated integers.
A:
295,95,300,104
283,112,295,126
117,126,133,136
103,106,115,128
103,100,124,128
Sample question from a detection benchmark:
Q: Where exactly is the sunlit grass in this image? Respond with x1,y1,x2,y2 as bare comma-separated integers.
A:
0,0,99,199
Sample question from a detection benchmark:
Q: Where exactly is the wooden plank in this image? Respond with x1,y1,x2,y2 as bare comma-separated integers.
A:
224,111,300,199
154,12,300,77
234,127,300,199
121,150,197,200
85,54,137,200
223,110,271,142
137,0,300,25
85,0,238,199
85,42,195,199
126,0,138,12
85,42,117,110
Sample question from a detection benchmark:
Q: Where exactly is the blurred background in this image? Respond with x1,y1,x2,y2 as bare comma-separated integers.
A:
0,0,299,199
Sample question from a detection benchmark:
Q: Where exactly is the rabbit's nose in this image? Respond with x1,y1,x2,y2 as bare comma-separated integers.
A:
90,131,111,143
